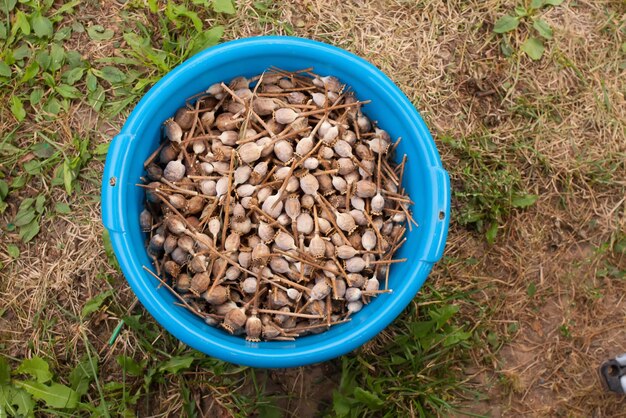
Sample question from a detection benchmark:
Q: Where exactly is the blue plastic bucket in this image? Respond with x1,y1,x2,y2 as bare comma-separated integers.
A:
101,36,450,368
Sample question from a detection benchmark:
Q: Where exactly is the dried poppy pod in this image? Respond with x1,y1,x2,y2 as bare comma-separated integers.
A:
324,240,335,258
345,256,366,273
335,211,357,234
288,91,306,104
159,144,178,165
163,235,178,255
258,222,275,244
190,272,211,293
231,217,252,235
224,232,241,252
345,287,361,302
139,209,153,232
361,229,377,251
200,111,215,129
346,273,366,288
317,174,334,196
292,213,311,235
241,277,257,294
349,209,367,226
215,112,241,131
222,307,247,334
334,158,355,176
252,242,270,265
332,176,348,194
163,159,185,182
335,278,347,299
299,174,319,196
274,140,294,163
164,260,181,278
238,252,252,269
164,118,183,144
229,76,249,90
175,273,191,293
274,231,296,251
336,245,358,259
203,285,229,305
146,163,163,181
269,256,291,274
261,194,283,219
253,97,278,116
186,196,204,215
295,135,314,157
309,233,326,258
284,195,301,220
318,218,332,235
207,217,221,240
245,314,263,342
381,221,394,236
165,216,186,235
148,234,165,256
371,193,385,215
310,280,331,301
348,232,363,251
311,92,327,108
174,107,195,130
355,180,376,198
347,300,363,314
274,108,298,125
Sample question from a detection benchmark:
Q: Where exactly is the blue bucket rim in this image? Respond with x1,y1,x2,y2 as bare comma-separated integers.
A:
101,36,450,368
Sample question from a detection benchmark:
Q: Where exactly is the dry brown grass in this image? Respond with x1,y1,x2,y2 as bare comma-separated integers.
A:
1,0,625,416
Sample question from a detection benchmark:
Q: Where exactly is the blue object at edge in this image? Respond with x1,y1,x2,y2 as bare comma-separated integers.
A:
101,36,450,368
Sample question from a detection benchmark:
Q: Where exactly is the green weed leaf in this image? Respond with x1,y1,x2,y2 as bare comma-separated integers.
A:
430,305,459,329
14,10,30,35
533,19,553,39
189,26,224,56
353,387,384,410
493,15,519,33
87,25,114,41
55,84,81,99
69,356,98,397
332,390,351,416
54,202,71,214
16,358,52,384
49,44,66,72
81,290,114,318
20,61,39,83
62,158,73,194
530,0,544,9
511,194,538,208
62,67,84,85
19,219,40,243
158,356,194,374
0,61,10,77
0,385,35,418
485,222,498,244
521,37,544,60
1,0,17,15
93,66,125,84
212,0,235,14
0,357,9,385
31,15,53,38
442,328,471,347
544,0,563,5
7,244,20,258
10,96,26,122
116,355,144,377
0,179,8,200
15,206,35,227
14,380,78,409
527,282,537,297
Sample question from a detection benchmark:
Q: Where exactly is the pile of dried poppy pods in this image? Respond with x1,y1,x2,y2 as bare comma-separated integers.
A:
139,67,416,342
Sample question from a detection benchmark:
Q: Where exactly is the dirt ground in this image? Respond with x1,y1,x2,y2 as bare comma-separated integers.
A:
1,0,625,417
